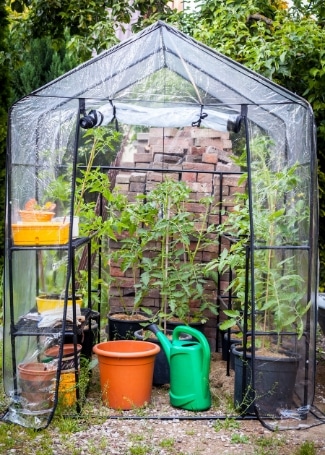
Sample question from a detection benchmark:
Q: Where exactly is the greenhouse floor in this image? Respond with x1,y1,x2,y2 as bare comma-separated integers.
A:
58,334,325,454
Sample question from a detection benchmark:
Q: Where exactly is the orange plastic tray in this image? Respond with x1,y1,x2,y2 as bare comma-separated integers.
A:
12,222,70,245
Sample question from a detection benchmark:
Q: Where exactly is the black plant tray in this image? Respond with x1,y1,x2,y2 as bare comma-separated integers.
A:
11,308,99,337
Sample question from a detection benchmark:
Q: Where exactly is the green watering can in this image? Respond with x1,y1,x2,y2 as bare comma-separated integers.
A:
147,324,211,411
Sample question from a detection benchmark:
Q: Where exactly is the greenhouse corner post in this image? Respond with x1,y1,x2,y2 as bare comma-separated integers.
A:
242,105,258,409
304,108,319,410
47,100,83,426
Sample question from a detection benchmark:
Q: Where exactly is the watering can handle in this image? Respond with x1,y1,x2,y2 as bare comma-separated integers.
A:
173,325,211,387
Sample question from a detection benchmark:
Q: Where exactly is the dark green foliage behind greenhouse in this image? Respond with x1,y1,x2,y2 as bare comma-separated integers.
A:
0,1,10,269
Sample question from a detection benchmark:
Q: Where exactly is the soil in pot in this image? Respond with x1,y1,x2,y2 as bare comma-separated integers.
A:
233,346,300,417
107,313,150,341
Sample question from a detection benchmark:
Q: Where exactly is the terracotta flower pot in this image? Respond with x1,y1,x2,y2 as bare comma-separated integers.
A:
93,340,160,410
44,344,82,372
18,210,55,222
18,362,57,411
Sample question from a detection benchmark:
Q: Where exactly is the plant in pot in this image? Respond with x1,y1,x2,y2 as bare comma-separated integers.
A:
114,178,219,383
18,199,57,222
206,136,311,416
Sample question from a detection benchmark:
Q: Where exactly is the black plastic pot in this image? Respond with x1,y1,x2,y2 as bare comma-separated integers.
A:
222,331,241,363
81,320,99,358
318,294,325,336
233,346,300,416
224,333,241,370
106,313,150,341
134,328,172,385
64,310,100,360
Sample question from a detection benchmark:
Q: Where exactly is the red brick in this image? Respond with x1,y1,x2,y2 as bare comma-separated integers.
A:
114,183,130,192
202,251,217,261
134,153,153,163
208,214,221,224
190,146,205,156
191,128,229,139
197,173,213,184
135,162,150,169
222,139,233,149
184,155,203,163
230,185,246,195
202,153,218,164
115,174,131,184
149,137,191,148
188,181,213,193
129,182,145,192
216,162,240,173
110,266,125,278
130,172,147,182
112,277,135,288
185,202,210,213
183,162,215,172
149,127,179,137
195,138,224,148
182,172,197,183
147,172,164,182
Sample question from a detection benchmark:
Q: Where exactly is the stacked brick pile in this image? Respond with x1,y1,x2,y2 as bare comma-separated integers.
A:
109,126,245,350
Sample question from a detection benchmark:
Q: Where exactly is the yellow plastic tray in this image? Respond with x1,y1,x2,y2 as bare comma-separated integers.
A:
12,221,70,245
36,296,82,312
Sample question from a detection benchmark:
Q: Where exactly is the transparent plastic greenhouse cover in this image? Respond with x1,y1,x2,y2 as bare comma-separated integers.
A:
3,21,320,430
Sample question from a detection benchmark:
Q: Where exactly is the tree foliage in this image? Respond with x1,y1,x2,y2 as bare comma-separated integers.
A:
8,0,176,60
0,1,11,266
176,0,325,288
10,36,78,103
4,0,325,287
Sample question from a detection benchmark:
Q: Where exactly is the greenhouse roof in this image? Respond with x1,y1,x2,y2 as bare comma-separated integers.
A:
16,21,312,124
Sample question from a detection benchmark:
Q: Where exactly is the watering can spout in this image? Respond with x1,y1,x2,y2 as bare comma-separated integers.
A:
145,324,172,363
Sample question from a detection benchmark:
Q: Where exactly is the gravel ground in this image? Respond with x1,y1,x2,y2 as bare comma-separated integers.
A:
47,418,325,455
43,341,325,455
2,335,325,454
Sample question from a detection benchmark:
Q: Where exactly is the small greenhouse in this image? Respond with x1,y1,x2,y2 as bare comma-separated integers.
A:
2,21,321,430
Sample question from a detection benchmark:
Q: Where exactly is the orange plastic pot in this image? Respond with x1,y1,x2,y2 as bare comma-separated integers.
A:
93,340,160,410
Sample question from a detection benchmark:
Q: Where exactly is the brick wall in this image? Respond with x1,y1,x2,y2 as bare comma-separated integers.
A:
109,126,245,350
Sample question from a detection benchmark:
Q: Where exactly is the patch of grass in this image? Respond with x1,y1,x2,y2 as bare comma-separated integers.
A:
130,434,145,442
0,423,54,455
0,426,16,451
129,445,151,455
54,415,87,433
295,441,317,455
159,437,175,448
252,434,286,454
230,433,249,444
213,417,240,432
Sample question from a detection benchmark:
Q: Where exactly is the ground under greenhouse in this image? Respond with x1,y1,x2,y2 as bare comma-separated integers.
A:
1,334,325,454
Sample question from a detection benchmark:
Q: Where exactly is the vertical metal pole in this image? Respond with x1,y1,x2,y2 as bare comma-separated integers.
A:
242,106,257,409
